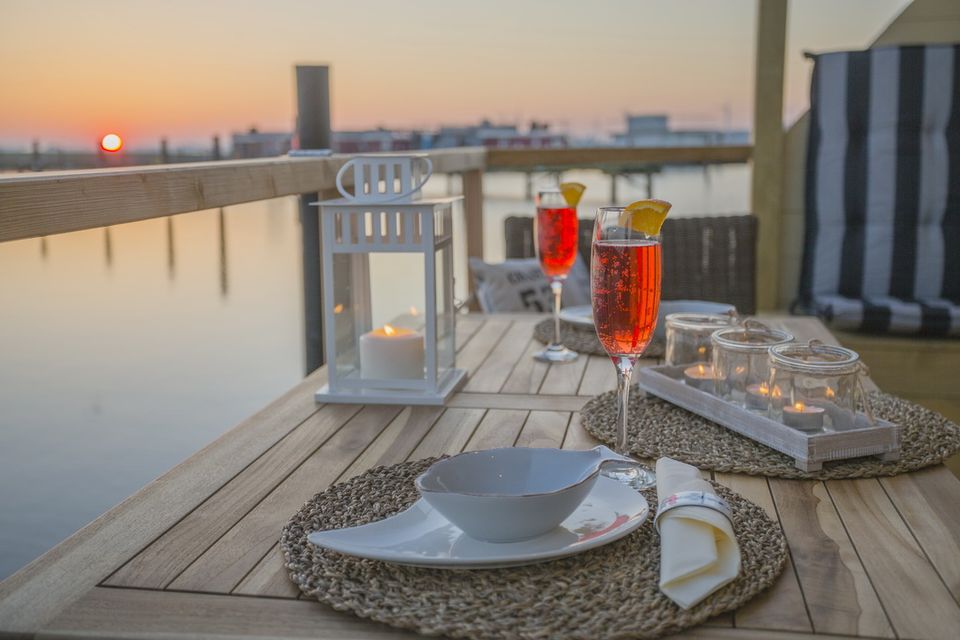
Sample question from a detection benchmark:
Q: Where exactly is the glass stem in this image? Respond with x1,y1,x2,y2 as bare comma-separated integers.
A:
551,279,563,347
614,356,636,454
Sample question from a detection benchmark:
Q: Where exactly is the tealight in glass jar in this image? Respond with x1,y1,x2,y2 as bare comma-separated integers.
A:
665,313,736,367
768,340,868,431
711,322,793,407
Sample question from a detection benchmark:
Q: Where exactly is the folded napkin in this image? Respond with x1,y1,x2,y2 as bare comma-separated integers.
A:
656,457,741,609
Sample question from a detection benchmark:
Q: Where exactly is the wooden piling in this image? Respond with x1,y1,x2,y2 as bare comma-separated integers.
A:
296,65,331,373
751,0,788,311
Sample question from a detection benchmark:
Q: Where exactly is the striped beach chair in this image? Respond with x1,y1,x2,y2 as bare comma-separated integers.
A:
797,44,960,336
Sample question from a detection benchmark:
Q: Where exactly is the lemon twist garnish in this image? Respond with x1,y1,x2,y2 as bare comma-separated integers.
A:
619,199,672,236
560,182,586,207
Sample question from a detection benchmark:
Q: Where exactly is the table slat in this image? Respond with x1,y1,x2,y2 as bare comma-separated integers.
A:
40,587,420,639
463,409,528,451
767,479,894,637
879,466,960,600
826,478,960,639
577,355,618,397
232,544,300,599
500,339,551,394
408,408,486,460
515,411,570,448
454,317,512,374
166,405,403,594
714,473,812,633
463,318,538,392
103,403,362,590
538,356,589,395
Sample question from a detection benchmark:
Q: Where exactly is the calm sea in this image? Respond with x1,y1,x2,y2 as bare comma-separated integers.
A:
0,164,749,579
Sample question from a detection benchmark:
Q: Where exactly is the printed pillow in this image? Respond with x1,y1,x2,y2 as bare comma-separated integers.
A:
469,256,591,313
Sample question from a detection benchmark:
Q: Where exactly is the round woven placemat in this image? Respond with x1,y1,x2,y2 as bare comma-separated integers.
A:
534,317,664,358
282,458,787,640
580,390,960,480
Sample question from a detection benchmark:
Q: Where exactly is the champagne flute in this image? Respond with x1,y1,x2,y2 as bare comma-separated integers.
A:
533,186,579,363
590,205,664,489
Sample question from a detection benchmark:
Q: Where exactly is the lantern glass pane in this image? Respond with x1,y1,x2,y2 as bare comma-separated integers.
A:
435,243,455,371
369,253,426,330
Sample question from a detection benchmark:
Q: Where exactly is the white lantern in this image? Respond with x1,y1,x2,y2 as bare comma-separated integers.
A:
314,155,466,405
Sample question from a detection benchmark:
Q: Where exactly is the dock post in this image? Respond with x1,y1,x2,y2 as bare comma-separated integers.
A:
296,65,331,373
30,139,41,171
610,173,618,203
751,0,787,310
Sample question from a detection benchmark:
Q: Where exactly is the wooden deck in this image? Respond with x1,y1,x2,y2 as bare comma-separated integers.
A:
1,313,958,639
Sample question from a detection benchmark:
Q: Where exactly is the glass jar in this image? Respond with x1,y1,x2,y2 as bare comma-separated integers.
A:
711,323,793,407
768,341,866,431
665,313,736,367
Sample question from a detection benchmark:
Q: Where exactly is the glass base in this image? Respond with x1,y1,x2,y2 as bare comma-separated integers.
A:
533,344,579,363
601,464,656,491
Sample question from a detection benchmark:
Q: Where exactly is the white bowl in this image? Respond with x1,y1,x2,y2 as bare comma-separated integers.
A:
415,446,634,543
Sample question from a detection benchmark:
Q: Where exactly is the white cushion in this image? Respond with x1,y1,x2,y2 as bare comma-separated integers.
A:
469,256,591,313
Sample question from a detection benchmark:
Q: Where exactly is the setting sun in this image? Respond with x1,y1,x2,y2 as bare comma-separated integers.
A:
100,133,122,152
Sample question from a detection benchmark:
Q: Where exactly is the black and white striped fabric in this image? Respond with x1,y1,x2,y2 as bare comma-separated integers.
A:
798,44,960,336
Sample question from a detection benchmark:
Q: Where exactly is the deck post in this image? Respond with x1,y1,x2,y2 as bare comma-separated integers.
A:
296,64,331,373
751,0,788,311
462,168,484,309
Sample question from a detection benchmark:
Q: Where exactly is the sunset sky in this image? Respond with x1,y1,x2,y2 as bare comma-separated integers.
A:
0,0,909,151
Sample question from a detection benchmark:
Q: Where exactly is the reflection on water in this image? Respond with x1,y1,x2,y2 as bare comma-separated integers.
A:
0,199,305,579
0,166,749,579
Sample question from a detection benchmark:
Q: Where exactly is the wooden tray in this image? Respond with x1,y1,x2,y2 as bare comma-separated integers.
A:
636,364,901,472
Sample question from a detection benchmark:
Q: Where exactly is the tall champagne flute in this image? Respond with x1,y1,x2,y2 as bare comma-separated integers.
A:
533,186,579,363
590,206,663,489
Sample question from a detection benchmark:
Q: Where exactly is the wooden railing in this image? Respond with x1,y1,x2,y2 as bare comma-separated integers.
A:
0,148,487,244
485,145,751,171
0,144,753,246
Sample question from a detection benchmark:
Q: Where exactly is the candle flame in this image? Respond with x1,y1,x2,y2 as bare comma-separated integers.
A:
383,324,397,336
409,306,419,316
697,363,705,375
772,386,782,399
735,366,746,374
825,387,836,399
697,346,706,355
333,303,344,314
758,382,769,395
794,401,805,411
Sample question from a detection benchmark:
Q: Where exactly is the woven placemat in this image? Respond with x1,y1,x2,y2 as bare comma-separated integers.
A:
580,390,960,480
282,458,787,640
534,317,664,358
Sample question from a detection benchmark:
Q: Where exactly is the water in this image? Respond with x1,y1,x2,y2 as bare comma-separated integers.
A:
0,165,749,579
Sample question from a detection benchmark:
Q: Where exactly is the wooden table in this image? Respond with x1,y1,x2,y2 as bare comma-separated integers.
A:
1,314,959,640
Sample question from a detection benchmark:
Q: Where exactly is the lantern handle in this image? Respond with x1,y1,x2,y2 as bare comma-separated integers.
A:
336,155,433,203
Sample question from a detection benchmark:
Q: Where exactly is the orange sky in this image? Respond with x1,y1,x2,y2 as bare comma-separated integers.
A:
0,0,909,150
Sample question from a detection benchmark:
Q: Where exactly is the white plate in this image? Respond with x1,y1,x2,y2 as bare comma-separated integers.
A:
559,305,594,328
307,476,649,569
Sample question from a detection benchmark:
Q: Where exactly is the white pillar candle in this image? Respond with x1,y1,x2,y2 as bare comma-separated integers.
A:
359,324,425,381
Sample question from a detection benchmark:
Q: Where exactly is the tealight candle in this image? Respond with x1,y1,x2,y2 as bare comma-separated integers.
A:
782,401,825,431
745,383,771,411
683,363,716,393
359,324,425,380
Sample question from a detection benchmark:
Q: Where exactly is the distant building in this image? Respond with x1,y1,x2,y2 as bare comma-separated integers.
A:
332,129,419,153
433,120,567,149
613,115,748,147
231,128,292,158
230,120,568,158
